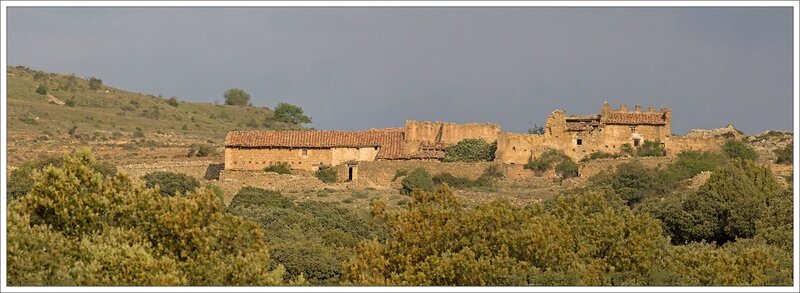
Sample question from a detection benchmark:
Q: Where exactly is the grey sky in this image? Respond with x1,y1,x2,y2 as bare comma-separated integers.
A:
7,7,794,134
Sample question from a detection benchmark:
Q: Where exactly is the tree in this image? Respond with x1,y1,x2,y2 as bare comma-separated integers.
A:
274,102,312,125
167,96,179,107
443,139,496,162
774,143,792,165
315,167,337,183
636,140,666,157
88,77,103,90
224,88,251,106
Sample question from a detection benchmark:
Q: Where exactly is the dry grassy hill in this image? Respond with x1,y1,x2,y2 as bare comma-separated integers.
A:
6,65,302,166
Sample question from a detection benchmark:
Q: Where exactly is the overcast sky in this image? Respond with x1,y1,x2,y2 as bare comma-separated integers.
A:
7,7,794,134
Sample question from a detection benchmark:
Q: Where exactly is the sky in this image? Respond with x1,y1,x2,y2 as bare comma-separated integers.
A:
6,7,795,134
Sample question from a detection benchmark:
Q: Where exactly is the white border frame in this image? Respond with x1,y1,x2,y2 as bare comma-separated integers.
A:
1,1,798,292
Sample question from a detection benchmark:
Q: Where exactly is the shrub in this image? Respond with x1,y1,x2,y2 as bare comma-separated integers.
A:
264,163,292,175
524,149,573,176
132,127,145,138
36,84,47,95
65,99,77,107
7,153,117,201
224,88,251,106
481,164,504,179
88,77,103,90
722,140,758,161
580,151,620,162
554,159,579,179
400,168,434,194
636,139,666,157
167,97,179,107
392,169,409,181
620,143,634,156
443,139,496,162
141,171,200,197
774,143,792,165
315,168,337,183
609,161,655,206
187,143,217,157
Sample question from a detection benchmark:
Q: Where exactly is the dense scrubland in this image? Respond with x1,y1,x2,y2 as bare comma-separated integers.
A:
6,142,793,286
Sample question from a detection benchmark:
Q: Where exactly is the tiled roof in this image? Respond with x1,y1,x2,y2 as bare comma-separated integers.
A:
602,112,667,125
225,129,406,159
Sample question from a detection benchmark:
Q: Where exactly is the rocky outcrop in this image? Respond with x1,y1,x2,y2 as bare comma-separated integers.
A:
686,124,743,140
47,94,65,106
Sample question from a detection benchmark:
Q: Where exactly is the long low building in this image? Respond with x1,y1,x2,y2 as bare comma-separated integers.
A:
224,128,408,171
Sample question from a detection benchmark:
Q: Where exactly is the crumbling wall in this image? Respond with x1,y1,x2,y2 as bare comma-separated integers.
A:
333,160,498,186
494,132,548,164
663,136,725,156
118,160,218,180
404,120,501,145
578,157,674,178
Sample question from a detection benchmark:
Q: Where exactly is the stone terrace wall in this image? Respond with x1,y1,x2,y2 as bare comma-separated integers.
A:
334,160,498,186
218,170,327,193
118,160,222,180
578,157,674,178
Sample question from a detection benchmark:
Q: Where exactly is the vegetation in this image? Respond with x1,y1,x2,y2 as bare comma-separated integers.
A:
432,172,490,189
224,88,251,106
400,168,434,194
227,187,387,284
273,102,312,125
581,151,621,162
36,84,47,95
527,124,544,135
88,77,103,90
141,171,201,197
315,167,337,183
722,139,758,161
443,138,496,162
524,149,577,178
774,142,792,165
636,139,666,157
264,163,292,175
7,154,116,201
7,150,289,285
187,143,217,157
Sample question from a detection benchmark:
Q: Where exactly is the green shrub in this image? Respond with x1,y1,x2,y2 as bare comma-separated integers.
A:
554,159,579,179
264,163,292,175
187,143,217,157
722,140,758,161
481,164,505,179
166,97,179,107
36,84,47,95
609,161,655,206
636,139,666,157
7,153,116,201
88,77,103,90
141,171,200,197
400,168,434,194
315,168,337,183
132,127,145,138
392,169,409,181
581,151,620,162
774,143,792,165
443,139,496,162
524,149,573,176
65,99,77,107
620,143,634,156
224,88,251,106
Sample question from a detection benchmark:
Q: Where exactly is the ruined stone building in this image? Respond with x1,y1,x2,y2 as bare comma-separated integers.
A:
496,102,674,164
225,102,727,171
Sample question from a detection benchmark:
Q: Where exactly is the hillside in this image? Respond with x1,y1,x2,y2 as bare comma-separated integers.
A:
6,66,302,165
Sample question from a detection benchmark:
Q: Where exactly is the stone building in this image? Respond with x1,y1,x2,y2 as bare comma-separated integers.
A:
224,128,406,172
496,102,673,164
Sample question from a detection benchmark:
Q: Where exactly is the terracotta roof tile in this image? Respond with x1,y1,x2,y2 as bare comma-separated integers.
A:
225,129,406,159
602,112,667,125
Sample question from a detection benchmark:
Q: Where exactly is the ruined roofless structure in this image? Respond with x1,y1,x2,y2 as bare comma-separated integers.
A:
224,102,723,171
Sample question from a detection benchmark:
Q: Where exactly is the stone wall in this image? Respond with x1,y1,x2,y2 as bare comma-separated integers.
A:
118,160,220,180
578,156,674,178
332,160,498,186
224,146,379,171
663,136,725,156
404,120,501,145
217,169,328,193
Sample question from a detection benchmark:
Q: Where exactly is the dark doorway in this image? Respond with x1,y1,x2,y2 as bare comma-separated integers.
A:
348,167,354,181
633,138,641,147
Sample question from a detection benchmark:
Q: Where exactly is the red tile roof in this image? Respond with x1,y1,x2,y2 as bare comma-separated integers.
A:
602,112,667,125
225,129,406,159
